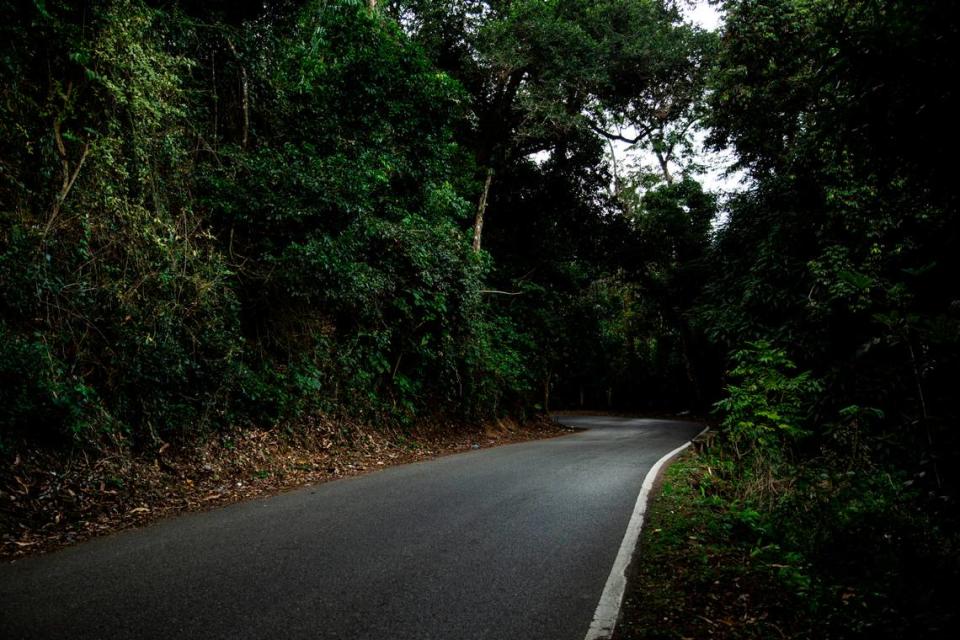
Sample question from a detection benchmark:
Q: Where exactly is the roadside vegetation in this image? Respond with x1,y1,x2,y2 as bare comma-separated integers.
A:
618,445,958,639
1,0,711,449
615,2,960,636
2,0,958,634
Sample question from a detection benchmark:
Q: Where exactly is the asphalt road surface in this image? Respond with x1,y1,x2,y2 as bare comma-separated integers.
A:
1,416,702,640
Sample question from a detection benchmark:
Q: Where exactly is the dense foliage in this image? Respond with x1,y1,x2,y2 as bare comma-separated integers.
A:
0,0,709,447
689,0,960,634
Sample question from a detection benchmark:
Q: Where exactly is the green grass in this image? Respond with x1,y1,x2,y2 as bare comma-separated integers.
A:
613,451,960,639
615,454,811,639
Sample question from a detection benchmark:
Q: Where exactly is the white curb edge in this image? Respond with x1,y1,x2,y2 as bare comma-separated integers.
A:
584,426,710,640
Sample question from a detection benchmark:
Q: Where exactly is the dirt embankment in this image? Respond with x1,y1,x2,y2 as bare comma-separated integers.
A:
1,415,569,561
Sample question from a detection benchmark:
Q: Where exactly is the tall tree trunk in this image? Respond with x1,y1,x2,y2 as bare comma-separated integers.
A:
543,374,551,413
472,167,493,252
225,38,249,150
678,325,702,407
654,148,673,185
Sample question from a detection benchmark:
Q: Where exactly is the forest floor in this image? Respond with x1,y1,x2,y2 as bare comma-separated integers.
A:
609,450,960,640
0,415,569,561
612,452,812,640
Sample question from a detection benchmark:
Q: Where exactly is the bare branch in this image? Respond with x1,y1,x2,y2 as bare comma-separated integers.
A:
586,119,652,145
45,110,90,238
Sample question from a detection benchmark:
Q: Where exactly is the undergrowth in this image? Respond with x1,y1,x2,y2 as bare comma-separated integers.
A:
614,451,959,639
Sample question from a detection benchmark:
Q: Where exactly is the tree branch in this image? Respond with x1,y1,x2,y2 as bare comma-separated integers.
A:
480,289,524,296
45,111,90,238
586,119,652,145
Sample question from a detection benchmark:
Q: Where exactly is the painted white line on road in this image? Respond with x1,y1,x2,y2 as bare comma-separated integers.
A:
584,426,709,640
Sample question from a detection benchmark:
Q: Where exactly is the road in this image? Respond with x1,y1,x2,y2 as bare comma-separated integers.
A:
0,416,701,640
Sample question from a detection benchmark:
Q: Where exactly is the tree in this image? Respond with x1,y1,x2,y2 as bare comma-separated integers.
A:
387,0,707,251
703,0,960,492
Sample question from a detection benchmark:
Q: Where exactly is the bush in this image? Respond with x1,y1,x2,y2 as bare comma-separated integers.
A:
713,340,822,499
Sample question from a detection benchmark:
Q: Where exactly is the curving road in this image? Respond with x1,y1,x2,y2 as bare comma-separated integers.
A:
0,416,701,640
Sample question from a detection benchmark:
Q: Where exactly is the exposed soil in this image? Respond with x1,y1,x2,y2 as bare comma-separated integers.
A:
1,415,570,561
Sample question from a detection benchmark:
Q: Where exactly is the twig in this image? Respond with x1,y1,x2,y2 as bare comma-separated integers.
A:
480,289,523,296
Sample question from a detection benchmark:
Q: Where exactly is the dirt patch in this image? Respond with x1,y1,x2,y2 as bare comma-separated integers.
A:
1,415,571,561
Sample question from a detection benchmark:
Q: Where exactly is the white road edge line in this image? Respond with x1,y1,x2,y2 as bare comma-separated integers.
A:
584,426,710,640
